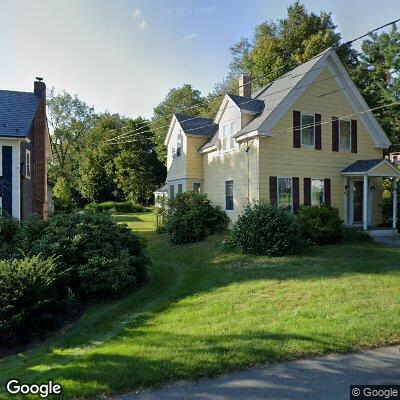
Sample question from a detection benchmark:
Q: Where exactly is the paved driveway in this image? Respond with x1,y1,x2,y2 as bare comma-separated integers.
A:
116,346,400,400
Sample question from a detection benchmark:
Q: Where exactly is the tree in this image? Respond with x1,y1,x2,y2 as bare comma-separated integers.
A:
113,119,166,204
353,24,400,148
47,90,95,206
152,84,207,162
228,2,357,90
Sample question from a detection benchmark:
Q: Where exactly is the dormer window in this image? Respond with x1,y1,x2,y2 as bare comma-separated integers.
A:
301,113,315,147
176,131,183,158
221,122,238,152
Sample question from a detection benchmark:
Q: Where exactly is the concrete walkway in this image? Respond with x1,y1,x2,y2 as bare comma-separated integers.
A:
117,346,400,400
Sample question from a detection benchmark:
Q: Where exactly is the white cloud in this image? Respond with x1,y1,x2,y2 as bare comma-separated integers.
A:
182,33,198,41
139,20,148,29
132,9,141,18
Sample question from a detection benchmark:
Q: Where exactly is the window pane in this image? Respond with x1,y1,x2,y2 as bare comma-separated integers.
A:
340,120,351,150
230,121,237,149
178,184,182,194
301,114,314,146
169,185,175,198
225,180,234,210
278,177,292,208
193,183,201,193
311,179,324,206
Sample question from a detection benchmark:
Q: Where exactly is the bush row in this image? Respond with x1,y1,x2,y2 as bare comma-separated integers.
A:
0,211,150,344
85,200,151,214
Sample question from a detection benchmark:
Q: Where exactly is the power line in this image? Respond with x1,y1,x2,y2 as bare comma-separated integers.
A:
107,18,400,144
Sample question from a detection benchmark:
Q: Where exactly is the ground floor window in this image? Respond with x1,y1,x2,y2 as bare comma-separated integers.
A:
169,185,175,199
311,178,324,205
192,182,201,193
178,183,183,194
277,177,292,209
225,180,234,211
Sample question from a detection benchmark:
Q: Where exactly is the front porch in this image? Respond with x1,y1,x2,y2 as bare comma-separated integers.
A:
341,159,400,232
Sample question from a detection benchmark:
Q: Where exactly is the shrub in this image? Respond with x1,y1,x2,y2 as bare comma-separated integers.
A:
0,217,20,259
84,201,114,213
14,211,150,301
230,202,301,256
85,200,148,214
164,192,229,244
342,227,373,243
297,205,343,244
0,256,63,344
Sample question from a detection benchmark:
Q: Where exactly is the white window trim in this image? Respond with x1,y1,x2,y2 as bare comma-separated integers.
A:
300,112,315,148
277,177,293,211
310,178,325,206
339,119,352,151
25,149,31,179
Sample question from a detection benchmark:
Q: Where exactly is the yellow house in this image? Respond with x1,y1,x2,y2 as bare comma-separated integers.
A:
163,48,400,233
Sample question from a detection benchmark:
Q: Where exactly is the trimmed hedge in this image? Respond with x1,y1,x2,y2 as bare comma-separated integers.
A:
164,192,229,244
85,200,149,214
230,202,301,256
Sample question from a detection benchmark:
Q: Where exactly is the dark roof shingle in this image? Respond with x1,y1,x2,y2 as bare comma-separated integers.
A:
175,114,218,138
341,159,383,173
227,94,264,114
0,90,40,137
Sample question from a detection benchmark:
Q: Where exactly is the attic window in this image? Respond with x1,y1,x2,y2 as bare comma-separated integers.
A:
176,131,183,158
301,113,315,147
339,120,351,151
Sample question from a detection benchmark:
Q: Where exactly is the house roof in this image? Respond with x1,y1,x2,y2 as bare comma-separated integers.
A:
235,50,329,137
341,159,400,177
0,90,40,138
175,114,218,137
341,159,383,173
198,131,219,151
227,94,264,114
154,184,168,193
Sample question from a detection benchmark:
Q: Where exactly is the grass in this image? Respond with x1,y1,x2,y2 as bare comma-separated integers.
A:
0,212,399,399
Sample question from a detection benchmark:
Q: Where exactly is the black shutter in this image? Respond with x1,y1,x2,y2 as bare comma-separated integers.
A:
293,177,299,212
293,110,301,148
351,119,357,153
332,117,339,152
324,178,331,206
315,113,321,150
269,176,277,206
304,178,311,206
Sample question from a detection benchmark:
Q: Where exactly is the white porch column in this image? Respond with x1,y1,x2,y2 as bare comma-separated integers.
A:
363,175,368,231
393,177,398,230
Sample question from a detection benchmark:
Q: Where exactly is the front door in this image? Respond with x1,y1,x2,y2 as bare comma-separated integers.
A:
353,180,363,223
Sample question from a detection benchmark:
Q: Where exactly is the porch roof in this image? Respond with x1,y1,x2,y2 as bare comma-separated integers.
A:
341,158,400,177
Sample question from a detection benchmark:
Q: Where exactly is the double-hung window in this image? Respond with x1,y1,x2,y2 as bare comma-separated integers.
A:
277,177,292,209
225,180,234,211
221,125,229,152
176,132,183,158
229,121,237,149
192,182,201,193
177,183,183,194
301,113,315,147
25,149,31,179
311,179,324,206
169,185,175,199
339,119,351,151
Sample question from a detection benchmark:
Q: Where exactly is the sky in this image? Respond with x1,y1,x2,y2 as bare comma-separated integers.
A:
0,0,399,119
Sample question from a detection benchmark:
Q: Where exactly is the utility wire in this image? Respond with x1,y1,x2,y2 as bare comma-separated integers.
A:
106,18,400,144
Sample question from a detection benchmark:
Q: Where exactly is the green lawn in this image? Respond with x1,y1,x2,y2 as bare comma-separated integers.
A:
1,212,400,399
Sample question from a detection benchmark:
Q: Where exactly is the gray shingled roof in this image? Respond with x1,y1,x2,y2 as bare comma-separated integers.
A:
341,159,383,173
198,131,219,151
154,184,168,193
0,90,40,137
227,94,264,114
175,114,218,138
235,49,330,137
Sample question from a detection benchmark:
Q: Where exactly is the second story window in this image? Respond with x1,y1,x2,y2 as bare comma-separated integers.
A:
169,184,175,199
301,113,315,147
230,121,238,149
178,183,183,194
176,132,183,158
25,149,31,179
339,120,351,151
221,125,228,151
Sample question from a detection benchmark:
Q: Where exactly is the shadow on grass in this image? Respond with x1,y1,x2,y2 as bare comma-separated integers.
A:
1,231,399,398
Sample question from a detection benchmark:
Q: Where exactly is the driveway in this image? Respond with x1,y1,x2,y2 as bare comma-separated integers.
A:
116,346,400,400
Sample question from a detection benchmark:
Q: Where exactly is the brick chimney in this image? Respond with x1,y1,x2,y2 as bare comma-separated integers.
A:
239,74,251,98
33,77,48,219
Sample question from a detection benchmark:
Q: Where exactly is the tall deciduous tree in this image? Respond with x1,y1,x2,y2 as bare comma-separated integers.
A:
152,84,207,162
354,24,400,148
